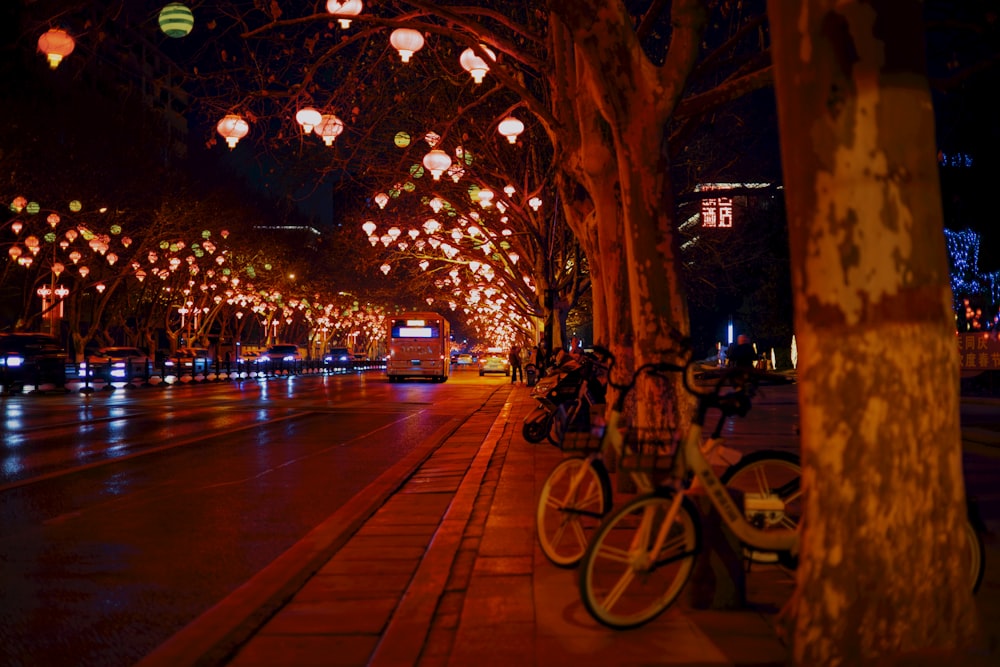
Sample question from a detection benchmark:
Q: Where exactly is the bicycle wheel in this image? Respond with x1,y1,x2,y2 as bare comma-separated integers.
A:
964,517,985,593
720,450,802,564
579,491,700,629
537,457,612,567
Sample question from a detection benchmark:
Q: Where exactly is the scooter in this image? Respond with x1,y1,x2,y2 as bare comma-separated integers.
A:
521,351,607,444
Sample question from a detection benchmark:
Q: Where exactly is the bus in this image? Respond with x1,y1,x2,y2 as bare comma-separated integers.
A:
386,312,451,382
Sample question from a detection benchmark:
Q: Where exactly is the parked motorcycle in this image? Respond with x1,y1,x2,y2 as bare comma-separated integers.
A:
521,350,607,444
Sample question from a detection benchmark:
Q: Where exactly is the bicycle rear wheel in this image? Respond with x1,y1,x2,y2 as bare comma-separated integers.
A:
537,457,611,567
578,492,700,629
964,514,985,593
720,450,802,564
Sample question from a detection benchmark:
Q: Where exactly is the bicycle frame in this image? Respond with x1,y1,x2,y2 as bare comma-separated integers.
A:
650,391,799,560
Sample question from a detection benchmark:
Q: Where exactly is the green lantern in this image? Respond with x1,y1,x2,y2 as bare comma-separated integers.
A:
409,164,425,178
110,224,122,235
394,131,410,147
202,230,211,238
159,3,194,38
69,200,82,212
26,201,40,215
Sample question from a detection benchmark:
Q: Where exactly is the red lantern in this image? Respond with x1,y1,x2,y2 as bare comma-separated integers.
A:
37,29,75,69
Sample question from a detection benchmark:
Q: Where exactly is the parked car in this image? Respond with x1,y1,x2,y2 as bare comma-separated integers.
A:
82,346,150,381
478,354,510,376
166,347,213,373
0,332,67,392
324,346,353,371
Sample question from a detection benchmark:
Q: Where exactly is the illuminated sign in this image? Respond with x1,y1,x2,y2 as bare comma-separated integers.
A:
957,333,1000,371
701,196,734,228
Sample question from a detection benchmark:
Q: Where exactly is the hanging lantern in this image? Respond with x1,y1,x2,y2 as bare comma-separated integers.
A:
11,196,27,213
374,192,389,209
460,45,496,84
497,116,524,144
423,219,441,234
509,252,519,264
380,263,391,275
327,0,363,28
528,196,542,211
362,220,377,235
390,28,424,62
37,29,75,69
11,221,23,234
387,227,402,241
216,114,249,149
296,107,322,134
47,213,60,227
316,114,345,145
394,131,410,147
95,283,106,294
477,189,494,207
158,3,194,38
8,246,22,261
78,265,90,278
422,149,452,180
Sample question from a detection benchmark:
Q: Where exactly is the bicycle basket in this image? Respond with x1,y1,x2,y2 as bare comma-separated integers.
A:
619,428,676,474
556,404,605,453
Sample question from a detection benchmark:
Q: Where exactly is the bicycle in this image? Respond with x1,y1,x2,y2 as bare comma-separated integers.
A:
576,359,987,629
536,346,800,569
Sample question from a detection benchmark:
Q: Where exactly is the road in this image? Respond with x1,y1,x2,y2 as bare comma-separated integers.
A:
0,367,507,667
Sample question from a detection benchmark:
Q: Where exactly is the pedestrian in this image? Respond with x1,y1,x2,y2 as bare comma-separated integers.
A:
509,344,523,384
727,334,757,369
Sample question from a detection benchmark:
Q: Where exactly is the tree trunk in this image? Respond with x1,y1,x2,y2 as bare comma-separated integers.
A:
768,1,979,662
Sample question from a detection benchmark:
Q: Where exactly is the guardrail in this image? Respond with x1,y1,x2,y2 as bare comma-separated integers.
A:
1,358,387,395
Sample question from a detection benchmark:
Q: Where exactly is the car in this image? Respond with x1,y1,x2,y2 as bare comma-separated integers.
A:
456,353,474,366
166,347,213,373
324,346,353,371
478,354,510,376
261,344,301,363
0,332,67,392
82,346,150,380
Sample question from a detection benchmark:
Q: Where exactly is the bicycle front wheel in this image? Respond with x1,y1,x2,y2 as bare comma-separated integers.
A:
579,492,700,629
537,457,611,567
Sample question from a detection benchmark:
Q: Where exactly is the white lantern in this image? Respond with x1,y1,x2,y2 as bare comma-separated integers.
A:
362,220,377,235
422,149,452,180
316,114,345,145
216,114,249,149
390,28,424,62
296,107,322,133
380,263,391,275
327,0,363,28
374,192,389,209
497,116,524,144
460,45,496,84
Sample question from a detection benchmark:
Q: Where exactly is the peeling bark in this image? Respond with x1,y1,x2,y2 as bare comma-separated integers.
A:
769,1,978,662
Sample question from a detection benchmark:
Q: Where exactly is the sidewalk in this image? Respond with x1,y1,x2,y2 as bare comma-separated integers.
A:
142,383,999,667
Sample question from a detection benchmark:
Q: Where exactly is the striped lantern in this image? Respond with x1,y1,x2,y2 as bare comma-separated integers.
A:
158,3,194,38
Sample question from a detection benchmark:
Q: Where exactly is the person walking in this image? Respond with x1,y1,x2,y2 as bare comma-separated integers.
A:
509,344,523,384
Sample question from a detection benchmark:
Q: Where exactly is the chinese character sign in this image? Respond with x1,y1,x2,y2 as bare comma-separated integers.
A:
701,196,734,228
957,333,1000,371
